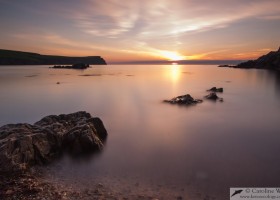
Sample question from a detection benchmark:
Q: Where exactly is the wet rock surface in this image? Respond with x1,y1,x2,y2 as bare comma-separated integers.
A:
0,111,110,199
0,111,107,171
164,94,203,105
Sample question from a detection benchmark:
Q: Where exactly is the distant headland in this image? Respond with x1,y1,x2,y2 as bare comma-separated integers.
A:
219,47,280,70
0,49,106,65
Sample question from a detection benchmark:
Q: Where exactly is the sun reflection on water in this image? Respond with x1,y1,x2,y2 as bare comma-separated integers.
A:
170,64,181,83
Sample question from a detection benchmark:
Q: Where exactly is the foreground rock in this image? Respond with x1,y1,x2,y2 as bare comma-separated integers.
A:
207,87,223,93
0,111,107,171
205,92,223,102
218,46,280,70
164,94,203,105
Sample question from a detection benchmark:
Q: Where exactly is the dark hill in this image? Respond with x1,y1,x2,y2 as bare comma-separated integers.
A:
237,47,280,70
0,49,106,65
219,47,280,70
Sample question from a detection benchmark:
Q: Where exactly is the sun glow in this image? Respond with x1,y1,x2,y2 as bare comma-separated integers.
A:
160,50,186,61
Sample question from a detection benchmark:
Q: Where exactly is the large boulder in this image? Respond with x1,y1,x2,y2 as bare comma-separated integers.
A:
0,111,107,171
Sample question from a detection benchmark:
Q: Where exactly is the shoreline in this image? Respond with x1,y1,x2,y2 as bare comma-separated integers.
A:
0,166,215,200
0,167,119,200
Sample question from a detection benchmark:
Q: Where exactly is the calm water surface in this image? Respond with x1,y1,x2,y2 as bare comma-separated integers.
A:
1,65,280,199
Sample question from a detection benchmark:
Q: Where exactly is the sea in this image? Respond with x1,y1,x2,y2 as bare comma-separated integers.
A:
0,65,280,199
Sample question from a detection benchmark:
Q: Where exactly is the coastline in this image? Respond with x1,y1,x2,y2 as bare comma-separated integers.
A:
0,166,196,200
0,167,122,200
218,47,280,71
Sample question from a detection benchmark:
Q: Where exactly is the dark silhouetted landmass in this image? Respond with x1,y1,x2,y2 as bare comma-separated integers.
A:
219,47,280,70
0,49,107,65
52,63,90,69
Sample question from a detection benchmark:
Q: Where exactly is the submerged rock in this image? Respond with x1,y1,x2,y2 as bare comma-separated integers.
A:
207,87,223,93
0,111,107,171
205,92,223,102
164,94,203,105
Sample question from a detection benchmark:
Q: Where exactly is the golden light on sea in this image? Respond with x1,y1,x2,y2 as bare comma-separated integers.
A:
170,64,181,83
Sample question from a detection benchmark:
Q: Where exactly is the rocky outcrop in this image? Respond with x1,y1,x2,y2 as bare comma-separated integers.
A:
218,47,280,70
0,49,107,65
52,63,90,69
205,92,223,102
0,111,107,171
207,87,223,93
164,94,203,105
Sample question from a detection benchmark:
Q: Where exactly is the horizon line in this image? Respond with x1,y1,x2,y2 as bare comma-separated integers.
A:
0,48,246,65
108,59,245,65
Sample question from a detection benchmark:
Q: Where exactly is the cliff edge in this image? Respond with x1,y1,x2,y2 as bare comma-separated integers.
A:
0,49,107,65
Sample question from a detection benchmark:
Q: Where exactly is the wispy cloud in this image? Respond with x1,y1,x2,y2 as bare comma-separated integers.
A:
258,15,280,20
64,0,280,39
71,0,140,37
1,0,280,61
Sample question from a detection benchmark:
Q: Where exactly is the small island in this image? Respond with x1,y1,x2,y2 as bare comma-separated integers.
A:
51,63,90,69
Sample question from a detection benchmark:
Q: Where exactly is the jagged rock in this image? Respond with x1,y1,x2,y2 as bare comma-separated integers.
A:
164,94,203,105
207,87,223,93
0,111,107,171
63,124,103,154
205,92,223,102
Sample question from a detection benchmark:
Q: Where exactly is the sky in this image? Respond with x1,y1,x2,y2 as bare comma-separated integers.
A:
0,0,280,63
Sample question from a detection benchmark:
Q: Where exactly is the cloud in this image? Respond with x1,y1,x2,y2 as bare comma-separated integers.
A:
64,0,280,39
11,32,157,59
4,0,280,40
71,0,140,37
1,0,280,61
258,15,280,20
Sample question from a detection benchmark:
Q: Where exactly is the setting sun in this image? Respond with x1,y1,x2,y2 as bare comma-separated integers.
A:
159,50,186,61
